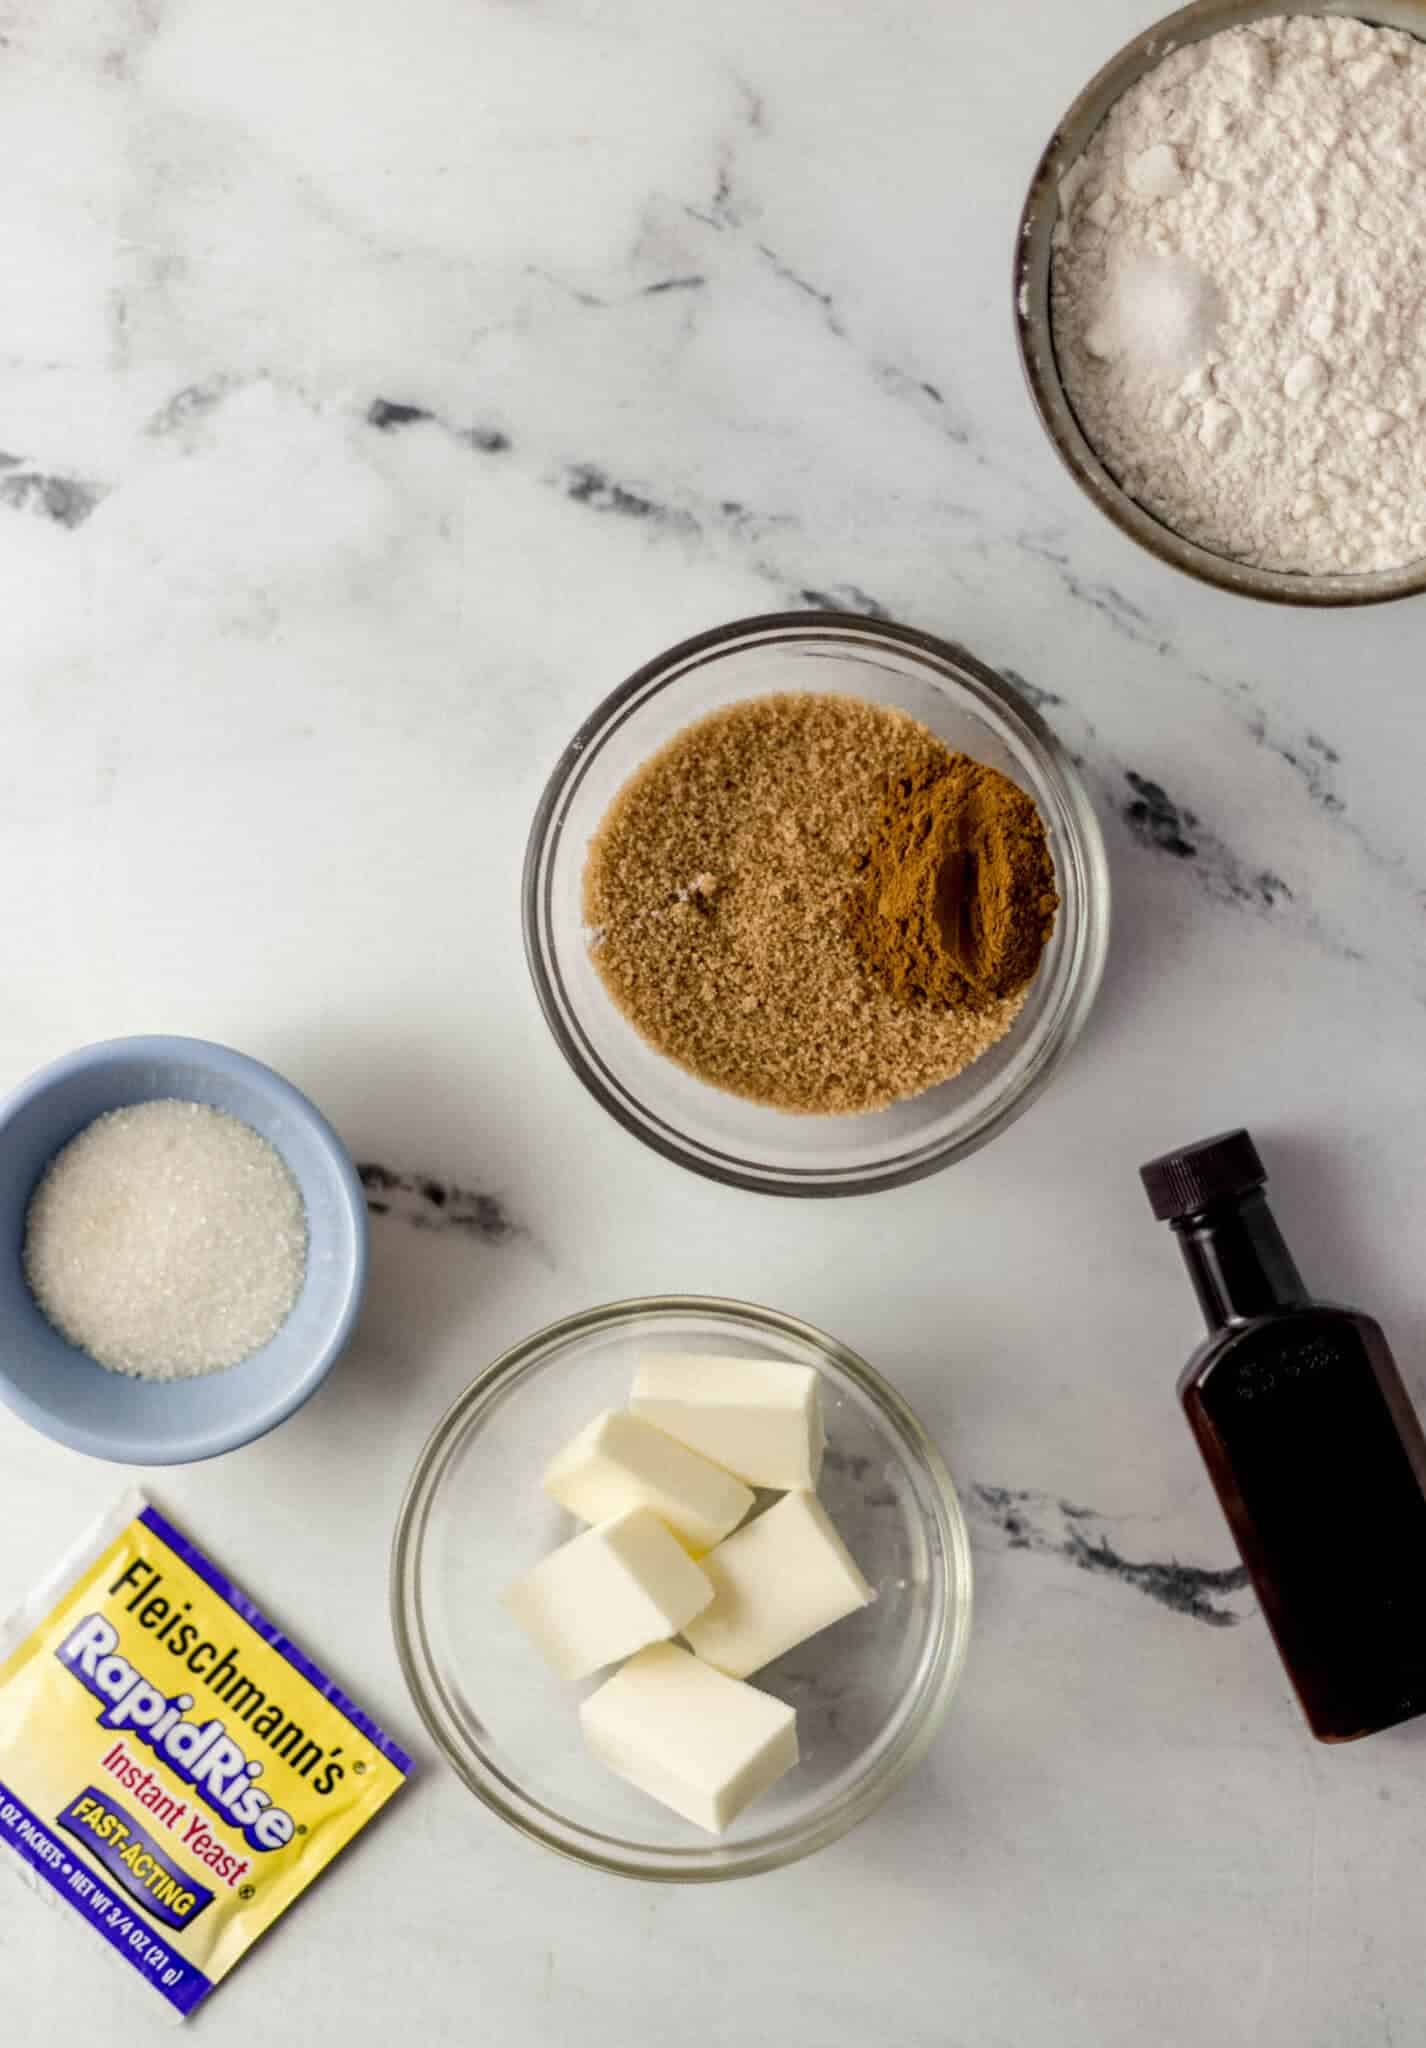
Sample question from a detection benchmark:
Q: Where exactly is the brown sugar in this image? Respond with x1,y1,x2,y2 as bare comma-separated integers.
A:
846,756,1059,1008
582,693,1040,1115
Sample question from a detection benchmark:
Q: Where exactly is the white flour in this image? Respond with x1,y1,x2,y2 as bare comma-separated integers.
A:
1051,14,1426,576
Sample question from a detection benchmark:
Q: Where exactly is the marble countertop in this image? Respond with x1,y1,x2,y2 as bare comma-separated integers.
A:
3,2,1424,2043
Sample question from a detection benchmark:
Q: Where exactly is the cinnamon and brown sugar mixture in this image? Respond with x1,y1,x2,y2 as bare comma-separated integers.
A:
584,693,1057,1115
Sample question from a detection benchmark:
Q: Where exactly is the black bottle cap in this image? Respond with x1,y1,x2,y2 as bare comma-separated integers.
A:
1140,1128,1266,1222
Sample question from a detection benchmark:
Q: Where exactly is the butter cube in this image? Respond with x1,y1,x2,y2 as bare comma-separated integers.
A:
683,1490,875,1678
631,1353,824,1490
501,1508,713,1681
580,1643,798,1833
543,1410,754,1556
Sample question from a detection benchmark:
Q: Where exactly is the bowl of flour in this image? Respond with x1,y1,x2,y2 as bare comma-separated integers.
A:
1016,0,1426,604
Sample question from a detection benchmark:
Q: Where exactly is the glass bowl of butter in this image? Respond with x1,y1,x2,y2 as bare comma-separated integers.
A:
390,1297,971,1880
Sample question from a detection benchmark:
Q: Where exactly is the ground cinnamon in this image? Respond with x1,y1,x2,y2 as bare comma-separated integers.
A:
847,756,1058,1007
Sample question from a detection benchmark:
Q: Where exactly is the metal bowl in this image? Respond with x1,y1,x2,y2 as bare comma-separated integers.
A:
1015,0,1426,607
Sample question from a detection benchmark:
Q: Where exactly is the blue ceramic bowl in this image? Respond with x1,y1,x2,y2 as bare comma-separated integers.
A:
0,1037,368,1465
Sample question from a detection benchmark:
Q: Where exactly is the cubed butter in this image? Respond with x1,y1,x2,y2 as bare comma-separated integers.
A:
683,1490,875,1678
501,1507,713,1681
630,1353,824,1490
543,1409,754,1555
580,1642,798,1833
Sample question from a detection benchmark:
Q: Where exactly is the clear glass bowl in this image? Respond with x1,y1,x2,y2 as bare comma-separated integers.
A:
1014,0,1426,607
522,612,1109,1196
390,1297,971,1880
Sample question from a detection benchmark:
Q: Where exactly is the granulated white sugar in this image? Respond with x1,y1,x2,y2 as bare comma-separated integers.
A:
25,1100,308,1379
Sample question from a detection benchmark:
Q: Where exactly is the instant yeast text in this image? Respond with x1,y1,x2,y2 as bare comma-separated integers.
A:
0,1492,410,2016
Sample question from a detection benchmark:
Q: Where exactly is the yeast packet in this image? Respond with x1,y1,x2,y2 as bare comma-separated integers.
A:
0,1491,410,2017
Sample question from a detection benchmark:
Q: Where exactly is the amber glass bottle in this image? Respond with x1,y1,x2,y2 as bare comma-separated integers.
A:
1142,1128,1426,1742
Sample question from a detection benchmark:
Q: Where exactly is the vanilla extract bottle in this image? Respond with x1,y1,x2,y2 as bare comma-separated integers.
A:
1141,1128,1426,1742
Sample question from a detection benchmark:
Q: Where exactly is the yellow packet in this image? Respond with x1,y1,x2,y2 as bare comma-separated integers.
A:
0,1491,410,2017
